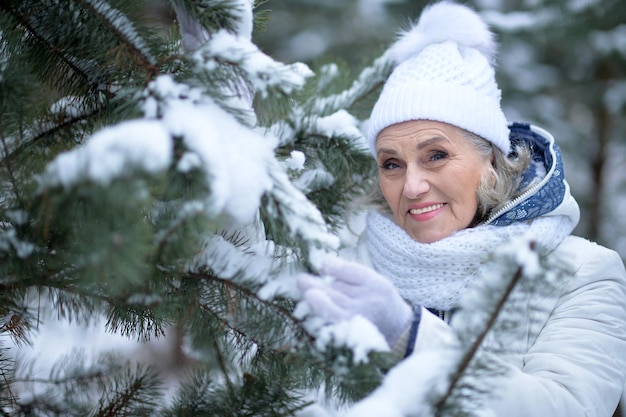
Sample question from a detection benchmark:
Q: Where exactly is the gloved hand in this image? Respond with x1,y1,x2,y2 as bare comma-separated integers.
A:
298,257,413,347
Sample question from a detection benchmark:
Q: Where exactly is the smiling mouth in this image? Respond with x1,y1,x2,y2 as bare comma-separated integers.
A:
409,203,445,215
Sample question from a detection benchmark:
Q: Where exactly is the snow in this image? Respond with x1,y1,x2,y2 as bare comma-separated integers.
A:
311,315,390,364
41,72,283,226
285,150,306,171
83,0,156,65
188,234,273,283
455,236,541,327
232,0,254,40
10,311,186,405
50,96,85,118
195,30,314,98
566,0,602,13
510,238,542,278
603,81,626,114
313,110,363,140
0,226,35,258
482,9,557,32
41,119,172,188
265,121,297,148
40,65,310,229
160,90,276,224
294,165,335,193
344,349,455,417
589,25,626,56
258,267,301,301
267,167,340,250
296,404,335,417
176,151,202,173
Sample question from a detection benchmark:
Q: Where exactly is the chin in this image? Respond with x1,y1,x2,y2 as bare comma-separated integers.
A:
409,232,443,244
407,226,458,244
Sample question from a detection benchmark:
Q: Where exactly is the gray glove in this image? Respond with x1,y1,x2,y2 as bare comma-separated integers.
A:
298,257,412,346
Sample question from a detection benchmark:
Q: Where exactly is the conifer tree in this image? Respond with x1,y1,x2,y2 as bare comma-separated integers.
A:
0,1,575,416
0,0,392,415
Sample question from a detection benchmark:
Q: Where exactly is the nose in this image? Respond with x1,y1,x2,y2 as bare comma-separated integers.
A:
402,164,430,199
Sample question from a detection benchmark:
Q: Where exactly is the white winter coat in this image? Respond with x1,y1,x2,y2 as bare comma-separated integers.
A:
413,235,626,417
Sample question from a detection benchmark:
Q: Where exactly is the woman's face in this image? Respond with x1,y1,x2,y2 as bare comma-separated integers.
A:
376,120,492,243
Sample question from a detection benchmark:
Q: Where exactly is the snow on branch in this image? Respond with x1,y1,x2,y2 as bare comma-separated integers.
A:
264,163,339,253
230,0,254,39
188,233,272,281
193,30,313,98
482,9,559,33
172,0,254,51
39,119,172,189
143,74,276,225
78,0,157,67
311,56,391,116
39,74,278,226
0,223,35,259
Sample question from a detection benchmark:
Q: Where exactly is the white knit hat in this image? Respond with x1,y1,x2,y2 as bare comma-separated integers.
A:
367,1,510,156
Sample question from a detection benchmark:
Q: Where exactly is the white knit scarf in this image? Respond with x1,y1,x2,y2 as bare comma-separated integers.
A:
365,210,575,311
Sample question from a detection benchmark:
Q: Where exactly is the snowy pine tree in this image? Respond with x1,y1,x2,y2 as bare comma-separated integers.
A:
0,0,393,415
0,1,577,416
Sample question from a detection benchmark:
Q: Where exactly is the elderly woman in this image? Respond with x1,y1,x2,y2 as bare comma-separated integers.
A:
298,2,626,416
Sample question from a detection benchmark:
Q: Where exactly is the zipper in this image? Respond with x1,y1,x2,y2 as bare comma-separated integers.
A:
483,125,557,226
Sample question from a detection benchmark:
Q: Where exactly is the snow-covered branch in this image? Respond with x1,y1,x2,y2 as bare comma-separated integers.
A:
78,0,157,68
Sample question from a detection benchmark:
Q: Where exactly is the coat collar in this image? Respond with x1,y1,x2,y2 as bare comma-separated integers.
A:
485,122,578,227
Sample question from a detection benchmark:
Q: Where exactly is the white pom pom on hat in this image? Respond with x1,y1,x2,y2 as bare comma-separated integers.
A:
367,1,511,156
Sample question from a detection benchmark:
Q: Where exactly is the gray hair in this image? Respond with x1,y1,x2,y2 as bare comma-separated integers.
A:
463,130,531,225
360,129,531,226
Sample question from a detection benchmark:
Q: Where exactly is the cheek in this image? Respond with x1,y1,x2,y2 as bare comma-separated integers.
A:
379,178,399,207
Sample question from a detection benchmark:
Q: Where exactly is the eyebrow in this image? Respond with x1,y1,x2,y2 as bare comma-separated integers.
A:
376,136,449,157
417,136,448,150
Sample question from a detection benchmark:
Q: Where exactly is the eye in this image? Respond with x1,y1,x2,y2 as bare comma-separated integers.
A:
379,159,400,170
430,150,448,161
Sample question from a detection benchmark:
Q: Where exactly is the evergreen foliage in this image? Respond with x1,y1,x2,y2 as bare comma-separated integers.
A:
0,0,391,415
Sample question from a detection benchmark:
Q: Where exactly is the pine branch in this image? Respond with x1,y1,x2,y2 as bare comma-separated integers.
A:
0,134,22,206
95,373,153,417
154,201,206,263
189,271,306,344
2,106,103,168
309,56,391,116
173,0,248,36
192,273,295,322
187,269,381,392
0,345,17,410
0,311,30,348
435,265,525,414
12,371,106,387
75,0,159,77
0,2,94,88
213,338,237,398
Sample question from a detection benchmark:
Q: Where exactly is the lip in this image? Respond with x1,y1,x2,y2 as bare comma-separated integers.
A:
407,202,446,222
